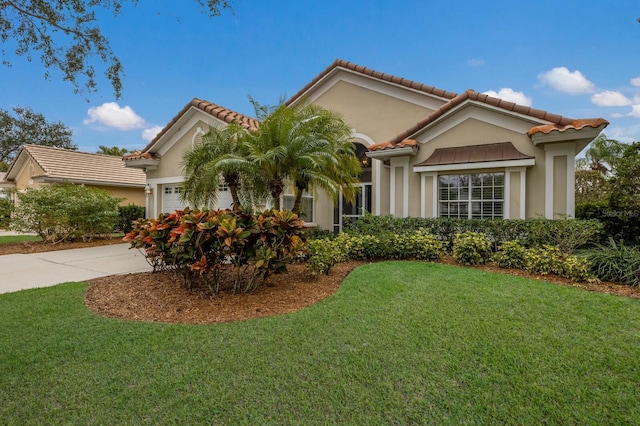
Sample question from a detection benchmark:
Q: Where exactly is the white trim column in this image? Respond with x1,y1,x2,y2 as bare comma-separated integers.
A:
390,157,410,217
544,145,575,219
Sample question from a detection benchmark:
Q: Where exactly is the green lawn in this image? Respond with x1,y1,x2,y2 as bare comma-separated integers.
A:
0,234,41,244
1,261,638,424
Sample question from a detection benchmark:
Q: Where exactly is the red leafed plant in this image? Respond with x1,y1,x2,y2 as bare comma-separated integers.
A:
124,207,308,294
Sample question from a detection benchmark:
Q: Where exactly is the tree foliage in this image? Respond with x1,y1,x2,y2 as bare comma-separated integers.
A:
181,122,253,210
246,100,361,213
181,101,362,217
582,133,625,175
0,106,75,169
575,169,610,204
0,0,232,97
609,141,640,211
97,145,128,156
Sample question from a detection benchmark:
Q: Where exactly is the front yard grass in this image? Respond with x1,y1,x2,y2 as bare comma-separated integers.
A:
1,261,638,424
0,234,41,244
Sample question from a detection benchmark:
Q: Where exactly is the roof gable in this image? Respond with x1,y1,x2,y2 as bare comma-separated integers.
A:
286,59,457,110
371,90,609,151
131,98,258,158
6,145,146,187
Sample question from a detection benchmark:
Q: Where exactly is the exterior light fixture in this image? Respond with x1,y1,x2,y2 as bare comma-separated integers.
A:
145,184,152,196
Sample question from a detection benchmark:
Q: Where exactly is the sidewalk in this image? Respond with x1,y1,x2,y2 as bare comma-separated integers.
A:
0,243,152,294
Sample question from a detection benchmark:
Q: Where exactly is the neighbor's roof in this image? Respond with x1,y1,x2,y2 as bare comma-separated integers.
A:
286,58,458,105
6,145,146,187
124,98,259,161
416,142,534,167
370,89,609,151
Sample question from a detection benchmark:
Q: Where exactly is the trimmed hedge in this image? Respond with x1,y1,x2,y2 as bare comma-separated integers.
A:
345,214,603,252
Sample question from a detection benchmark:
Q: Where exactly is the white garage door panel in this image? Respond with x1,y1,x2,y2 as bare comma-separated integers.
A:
161,184,234,213
161,185,187,213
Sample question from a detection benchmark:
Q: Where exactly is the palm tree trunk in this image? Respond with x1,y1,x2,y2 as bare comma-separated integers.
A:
292,187,304,215
229,183,242,211
270,180,283,210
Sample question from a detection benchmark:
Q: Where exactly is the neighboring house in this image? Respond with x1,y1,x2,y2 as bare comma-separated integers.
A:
124,59,608,231
4,145,146,206
0,172,11,199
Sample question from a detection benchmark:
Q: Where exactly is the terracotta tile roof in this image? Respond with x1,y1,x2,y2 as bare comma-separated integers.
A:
528,118,610,136
122,150,160,162
9,145,146,187
416,142,533,167
368,139,418,152
374,90,608,151
127,98,259,160
286,59,458,105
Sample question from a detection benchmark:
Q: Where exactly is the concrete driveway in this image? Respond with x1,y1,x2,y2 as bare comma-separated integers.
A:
0,243,152,294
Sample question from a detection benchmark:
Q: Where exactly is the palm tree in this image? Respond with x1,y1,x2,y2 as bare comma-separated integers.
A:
584,134,625,175
246,101,361,214
180,122,252,210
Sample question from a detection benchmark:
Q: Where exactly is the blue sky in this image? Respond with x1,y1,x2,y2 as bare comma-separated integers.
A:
1,0,639,154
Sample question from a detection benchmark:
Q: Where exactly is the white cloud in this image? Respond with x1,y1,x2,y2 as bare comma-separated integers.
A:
84,102,146,131
591,91,632,107
466,58,485,66
611,112,625,118
142,126,164,142
483,88,532,106
631,77,640,87
628,105,640,118
606,124,640,143
537,67,595,95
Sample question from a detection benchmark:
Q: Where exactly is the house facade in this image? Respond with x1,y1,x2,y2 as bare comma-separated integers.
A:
4,145,146,206
124,60,608,231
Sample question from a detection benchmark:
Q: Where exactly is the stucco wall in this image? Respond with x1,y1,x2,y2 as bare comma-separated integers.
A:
91,185,145,206
311,80,437,144
147,120,215,180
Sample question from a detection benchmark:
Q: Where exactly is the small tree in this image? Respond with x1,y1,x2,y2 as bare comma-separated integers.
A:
11,183,121,242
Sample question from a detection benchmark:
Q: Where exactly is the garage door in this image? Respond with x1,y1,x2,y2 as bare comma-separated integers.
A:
161,183,234,213
161,184,187,213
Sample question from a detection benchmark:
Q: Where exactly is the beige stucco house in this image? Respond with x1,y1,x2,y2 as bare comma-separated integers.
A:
124,59,608,231
4,145,146,206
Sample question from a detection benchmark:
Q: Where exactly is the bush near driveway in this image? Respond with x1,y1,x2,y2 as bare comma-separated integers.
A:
10,183,121,243
125,207,307,294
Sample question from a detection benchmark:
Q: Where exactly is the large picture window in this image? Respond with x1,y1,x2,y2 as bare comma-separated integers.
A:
439,172,504,219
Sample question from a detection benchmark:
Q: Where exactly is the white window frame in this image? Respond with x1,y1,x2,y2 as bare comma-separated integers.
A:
282,192,315,223
438,172,505,219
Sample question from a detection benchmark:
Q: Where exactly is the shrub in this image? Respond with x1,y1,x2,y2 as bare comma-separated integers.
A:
452,231,492,265
384,230,446,261
344,214,602,252
492,240,527,269
307,238,348,276
0,198,12,229
587,239,640,287
125,208,308,294
11,183,121,242
524,245,564,276
561,255,598,283
117,204,145,233
525,218,603,253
